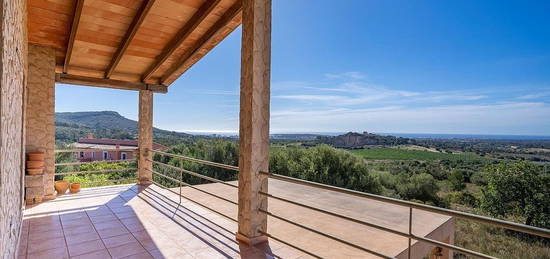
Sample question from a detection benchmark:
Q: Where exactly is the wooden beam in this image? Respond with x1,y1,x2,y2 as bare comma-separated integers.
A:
236,0,272,246
141,0,222,82
160,2,242,85
105,0,156,79
63,0,85,74
55,73,167,93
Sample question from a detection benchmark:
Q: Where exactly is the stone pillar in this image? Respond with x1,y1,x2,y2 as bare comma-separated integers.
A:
236,0,272,245
0,0,27,257
26,44,56,199
138,89,153,184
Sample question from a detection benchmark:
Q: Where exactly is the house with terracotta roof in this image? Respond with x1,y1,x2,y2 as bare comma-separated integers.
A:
73,133,167,162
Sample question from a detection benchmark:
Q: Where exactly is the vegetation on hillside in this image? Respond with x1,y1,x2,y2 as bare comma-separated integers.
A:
351,147,484,161
52,123,550,258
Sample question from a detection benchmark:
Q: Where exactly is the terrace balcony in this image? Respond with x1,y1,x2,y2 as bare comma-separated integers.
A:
1,0,549,259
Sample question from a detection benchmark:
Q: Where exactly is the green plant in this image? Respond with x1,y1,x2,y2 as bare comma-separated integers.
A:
449,169,466,191
481,161,550,228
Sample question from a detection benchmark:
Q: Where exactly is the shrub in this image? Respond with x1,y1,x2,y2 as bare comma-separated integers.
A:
481,161,550,228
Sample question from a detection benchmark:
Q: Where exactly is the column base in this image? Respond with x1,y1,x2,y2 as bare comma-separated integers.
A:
138,180,152,186
235,232,268,246
44,194,56,200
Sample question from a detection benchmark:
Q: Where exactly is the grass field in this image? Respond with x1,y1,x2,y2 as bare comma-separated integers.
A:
350,147,484,161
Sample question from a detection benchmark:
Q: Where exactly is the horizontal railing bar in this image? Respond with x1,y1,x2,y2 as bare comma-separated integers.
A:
258,230,323,259
149,180,237,223
55,159,136,166
261,191,495,259
76,178,136,186
151,149,239,171
412,234,496,259
148,159,238,188
261,171,550,239
147,168,238,205
54,168,136,176
55,149,137,153
260,209,394,259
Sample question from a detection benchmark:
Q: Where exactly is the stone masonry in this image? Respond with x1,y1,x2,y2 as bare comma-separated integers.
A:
0,0,27,258
26,44,56,199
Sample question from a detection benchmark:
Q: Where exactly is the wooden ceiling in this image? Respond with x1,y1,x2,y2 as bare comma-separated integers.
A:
28,0,242,90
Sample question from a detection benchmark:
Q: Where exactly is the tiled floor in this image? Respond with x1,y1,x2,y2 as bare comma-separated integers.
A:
19,184,300,259
19,180,453,259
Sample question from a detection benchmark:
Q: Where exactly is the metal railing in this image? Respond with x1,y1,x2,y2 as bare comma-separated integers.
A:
149,149,550,259
54,148,138,187
148,149,239,223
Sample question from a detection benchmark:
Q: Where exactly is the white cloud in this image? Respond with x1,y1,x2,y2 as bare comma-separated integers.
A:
324,71,366,80
517,91,550,100
270,102,550,135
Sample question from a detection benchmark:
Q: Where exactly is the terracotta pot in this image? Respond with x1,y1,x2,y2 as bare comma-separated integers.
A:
70,183,81,193
26,160,44,169
54,180,69,195
27,168,43,175
27,152,45,161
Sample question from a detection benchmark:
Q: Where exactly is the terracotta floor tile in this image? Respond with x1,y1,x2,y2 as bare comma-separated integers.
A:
29,228,64,241
124,222,146,233
86,208,114,217
114,211,138,220
60,212,88,222
67,239,105,257
70,249,112,259
89,214,118,224
29,222,62,233
97,226,130,239
28,215,60,226
120,252,153,259
27,246,69,259
27,236,66,254
107,241,147,259
93,221,124,231
61,218,93,229
102,233,137,248
63,225,96,236
65,231,100,245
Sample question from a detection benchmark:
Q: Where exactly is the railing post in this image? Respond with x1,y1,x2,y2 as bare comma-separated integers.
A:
138,89,153,185
236,0,272,246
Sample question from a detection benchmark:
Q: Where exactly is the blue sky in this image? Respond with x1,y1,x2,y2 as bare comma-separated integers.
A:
56,0,550,135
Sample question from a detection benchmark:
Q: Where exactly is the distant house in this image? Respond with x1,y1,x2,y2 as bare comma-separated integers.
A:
73,133,167,162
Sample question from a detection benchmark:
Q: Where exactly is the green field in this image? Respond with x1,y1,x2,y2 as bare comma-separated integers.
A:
350,147,484,161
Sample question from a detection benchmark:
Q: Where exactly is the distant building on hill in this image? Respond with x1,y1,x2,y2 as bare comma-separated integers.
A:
73,133,167,162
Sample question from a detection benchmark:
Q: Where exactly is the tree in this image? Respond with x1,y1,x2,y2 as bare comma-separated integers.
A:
448,169,466,191
396,173,440,204
480,161,550,228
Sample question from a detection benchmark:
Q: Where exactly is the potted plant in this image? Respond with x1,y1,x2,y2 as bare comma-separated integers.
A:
54,180,69,195
70,182,81,193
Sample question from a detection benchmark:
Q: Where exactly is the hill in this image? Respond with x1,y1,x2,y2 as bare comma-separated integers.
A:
56,111,193,146
315,131,415,148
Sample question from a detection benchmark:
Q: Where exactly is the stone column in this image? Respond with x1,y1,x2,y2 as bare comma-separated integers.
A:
138,89,153,184
236,0,272,245
26,44,56,199
0,0,27,257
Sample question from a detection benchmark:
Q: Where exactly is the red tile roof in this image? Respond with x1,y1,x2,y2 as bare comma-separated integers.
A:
77,138,167,150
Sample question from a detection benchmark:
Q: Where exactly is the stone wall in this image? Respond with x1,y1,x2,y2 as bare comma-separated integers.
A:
0,0,27,258
26,44,55,199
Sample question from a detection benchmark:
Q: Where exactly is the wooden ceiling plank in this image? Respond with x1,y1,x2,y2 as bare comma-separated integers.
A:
63,0,85,73
105,0,156,78
56,73,167,93
141,0,222,82
161,2,242,85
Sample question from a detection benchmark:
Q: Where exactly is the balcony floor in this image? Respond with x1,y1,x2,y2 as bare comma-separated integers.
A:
19,184,301,259
19,179,453,259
